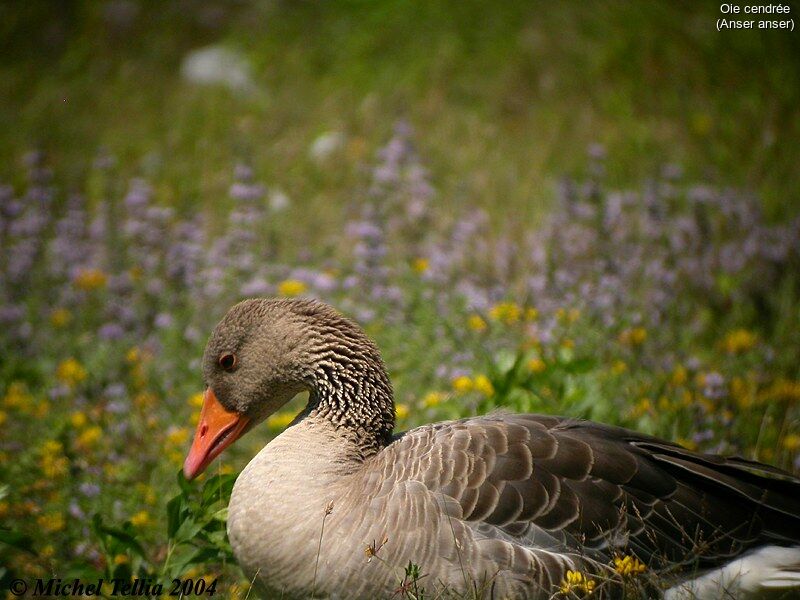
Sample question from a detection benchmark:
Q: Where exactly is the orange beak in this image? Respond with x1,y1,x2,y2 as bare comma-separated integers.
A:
183,388,250,480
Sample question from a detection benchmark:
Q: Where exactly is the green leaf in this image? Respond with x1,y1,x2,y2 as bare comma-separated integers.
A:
0,527,36,555
210,507,229,522
557,346,575,363
493,349,518,374
91,514,146,558
173,517,203,545
112,561,133,581
201,473,236,507
204,529,233,552
166,494,186,539
564,357,595,374
176,469,193,497
168,546,225,578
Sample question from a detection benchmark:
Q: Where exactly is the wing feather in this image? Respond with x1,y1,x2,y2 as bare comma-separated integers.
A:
358,413,800,597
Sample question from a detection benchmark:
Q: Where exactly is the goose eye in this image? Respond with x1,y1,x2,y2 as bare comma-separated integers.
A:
219,353,237,371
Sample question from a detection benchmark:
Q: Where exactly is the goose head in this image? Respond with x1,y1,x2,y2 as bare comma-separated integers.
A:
183,297,394,479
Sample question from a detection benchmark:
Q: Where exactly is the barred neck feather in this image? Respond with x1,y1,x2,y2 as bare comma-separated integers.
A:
303,322,395,453
267,298,396,453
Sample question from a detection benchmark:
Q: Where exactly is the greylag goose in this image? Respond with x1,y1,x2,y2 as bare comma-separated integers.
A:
183,298,800,599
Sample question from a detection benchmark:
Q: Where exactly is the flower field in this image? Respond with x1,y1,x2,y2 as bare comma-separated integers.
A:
2,2,800,598
2,121,799,596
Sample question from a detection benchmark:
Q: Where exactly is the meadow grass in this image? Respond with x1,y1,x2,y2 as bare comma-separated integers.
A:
1,2,799,598
2,2,799,223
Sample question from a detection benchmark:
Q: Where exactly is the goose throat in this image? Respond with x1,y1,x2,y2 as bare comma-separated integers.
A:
303,333,396,452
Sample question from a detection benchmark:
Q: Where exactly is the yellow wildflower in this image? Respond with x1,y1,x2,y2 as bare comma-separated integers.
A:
630,398,653,419
759,379,800,405
126,347,141,364
395,404,410,420
488,302,521,325
561,338,574,349
166,426,190,446
70,411,87,428
0,501,8,518
610,360,627,375
134,392,156,409
34,400,49,418
136,483,157,505
42,440,63,454
347,136,367,161
671,366,688,387
782,434,800,452
50,308,72,328
527,358,546,374
130,511,150,527
452,376,474,393
76,425,103,449
730,377,755,409
559,570,595,596
422,391,445,408
698,397,715,414
56,358,87,388
619,327,647,346
114,554,129,565
614,555,646,577
37,512,65,533
168,450,183,466
188,392,205,407
40,453,68,478
691,112,712,136
568,308,581,323
524,307,539,321
277,279,307,297
73,268,107,291
3,381,34,410
411,258,429,273
129,265,144,281
267,411,295,431
40,545,56,559
721,329,758,354
227,581,254,600
473,375,494,397
0,410,6,426
190,411,201,426
467,314,487,332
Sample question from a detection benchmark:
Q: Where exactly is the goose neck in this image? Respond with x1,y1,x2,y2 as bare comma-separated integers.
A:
303,350,395,455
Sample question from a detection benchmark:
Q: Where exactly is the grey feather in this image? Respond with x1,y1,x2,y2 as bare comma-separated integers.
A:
203,298,800,599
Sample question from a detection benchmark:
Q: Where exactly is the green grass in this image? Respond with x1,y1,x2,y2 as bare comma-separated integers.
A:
1,1,798,226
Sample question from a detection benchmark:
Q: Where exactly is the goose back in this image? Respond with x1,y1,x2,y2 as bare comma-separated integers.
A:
228,413,800,598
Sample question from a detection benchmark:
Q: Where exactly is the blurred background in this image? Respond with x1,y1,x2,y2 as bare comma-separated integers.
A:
3,1,800,218
1,0,799,594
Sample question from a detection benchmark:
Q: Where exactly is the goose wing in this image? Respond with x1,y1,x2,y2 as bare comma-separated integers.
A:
364,414,800,588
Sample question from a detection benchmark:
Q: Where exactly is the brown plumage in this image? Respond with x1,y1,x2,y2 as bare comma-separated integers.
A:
183,298,800,599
